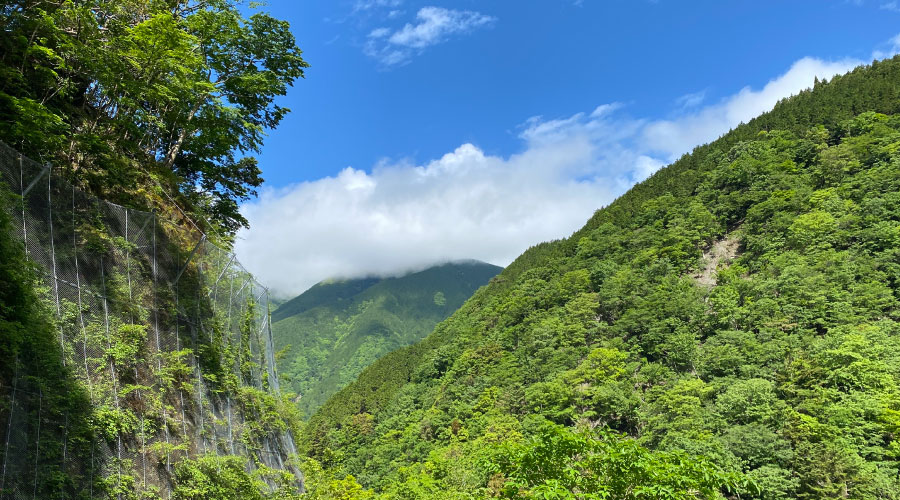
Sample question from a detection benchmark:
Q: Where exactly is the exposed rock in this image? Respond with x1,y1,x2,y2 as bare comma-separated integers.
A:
694,232,740,286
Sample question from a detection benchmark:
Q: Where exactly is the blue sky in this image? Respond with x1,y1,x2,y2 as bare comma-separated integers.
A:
236,0,900,296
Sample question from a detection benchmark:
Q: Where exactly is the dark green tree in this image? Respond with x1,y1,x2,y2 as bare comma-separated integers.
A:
0,0,308,233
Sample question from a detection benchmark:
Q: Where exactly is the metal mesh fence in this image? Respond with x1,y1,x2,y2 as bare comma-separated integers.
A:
0,141,301,499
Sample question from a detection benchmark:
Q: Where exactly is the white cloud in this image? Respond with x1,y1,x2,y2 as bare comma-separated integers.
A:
389,7,494,47
872,33,900,59
353,0,402,13
238,146,618,297
881,1,900,12
238,44,894,297
238,110,646,296
675,90,706,110
643,57,861,160
365,6,495,66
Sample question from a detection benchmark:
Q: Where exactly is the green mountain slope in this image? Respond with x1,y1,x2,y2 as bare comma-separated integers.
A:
272,261,502,416
302,57,900,499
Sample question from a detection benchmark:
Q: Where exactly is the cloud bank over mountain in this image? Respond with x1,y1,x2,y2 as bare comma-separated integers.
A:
237,55,863,296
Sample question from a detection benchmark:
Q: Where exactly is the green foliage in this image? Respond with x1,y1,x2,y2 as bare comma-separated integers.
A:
0,163,302,496
108,323,146,368
236,385,303,450
0,192,95,497
0,0,308,233
173,455,302,500
300,458,375,500
302,59,900,499
272,261,501,416
92,405,140,442
493,425,745,499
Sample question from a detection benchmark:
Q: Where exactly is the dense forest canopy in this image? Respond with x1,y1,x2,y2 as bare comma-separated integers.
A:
299,57,900,499
0,0,307,233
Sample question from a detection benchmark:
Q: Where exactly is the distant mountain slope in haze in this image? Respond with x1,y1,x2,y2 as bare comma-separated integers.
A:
273,277,381,323
271,261,502,416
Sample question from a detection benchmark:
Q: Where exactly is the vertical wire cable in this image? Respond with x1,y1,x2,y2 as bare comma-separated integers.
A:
47,166,64,363
100,256,123,500
1,359,18,495
226,268,235,456
151,216,172,481
59,412,67,500
31,389,42,500
125,210,148,489
18,155,28,257
73,187,93,402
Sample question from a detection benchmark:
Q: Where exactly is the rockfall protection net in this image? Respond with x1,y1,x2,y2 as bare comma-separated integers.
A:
0,141,301,499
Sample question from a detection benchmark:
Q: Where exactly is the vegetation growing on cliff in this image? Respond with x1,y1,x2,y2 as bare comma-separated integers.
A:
0,1,308,497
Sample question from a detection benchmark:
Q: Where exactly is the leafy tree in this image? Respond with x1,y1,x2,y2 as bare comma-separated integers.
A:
173,455,302,500
0,0,308,232
492,425,745,499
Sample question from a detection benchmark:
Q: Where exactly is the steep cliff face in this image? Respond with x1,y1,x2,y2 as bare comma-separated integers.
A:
0,142,303,499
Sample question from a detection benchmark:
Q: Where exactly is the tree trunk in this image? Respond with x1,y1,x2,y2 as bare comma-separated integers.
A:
163,100,203,169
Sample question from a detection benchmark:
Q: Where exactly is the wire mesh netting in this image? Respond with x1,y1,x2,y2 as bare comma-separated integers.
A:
0,141,301,499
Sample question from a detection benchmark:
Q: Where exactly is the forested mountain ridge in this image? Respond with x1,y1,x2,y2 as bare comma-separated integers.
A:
272,261,502,417
300,56,900,499
0,2,310,498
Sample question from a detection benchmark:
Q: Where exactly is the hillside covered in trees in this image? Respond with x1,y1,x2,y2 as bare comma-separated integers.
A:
300,57,900,499
272,261,502,417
